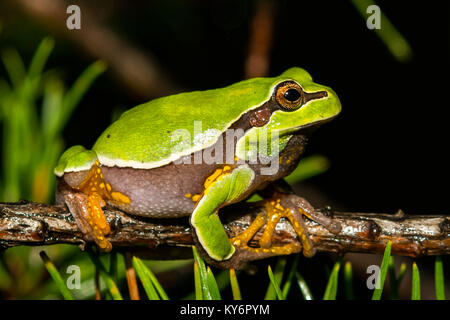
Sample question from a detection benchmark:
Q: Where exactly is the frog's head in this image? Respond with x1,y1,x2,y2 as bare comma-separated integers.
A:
250,67,341,134
266,67,341,131
236,67,341,161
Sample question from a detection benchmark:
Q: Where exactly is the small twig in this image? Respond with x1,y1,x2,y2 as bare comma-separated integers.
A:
124,252,140,300
0,201,449,262
94,266,101,300
245,0,275,78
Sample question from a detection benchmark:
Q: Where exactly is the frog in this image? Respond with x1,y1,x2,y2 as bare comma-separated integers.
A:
54,67,342,269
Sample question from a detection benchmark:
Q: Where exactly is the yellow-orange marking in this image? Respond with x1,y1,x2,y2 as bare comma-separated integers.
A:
204,168,223,189
230,193,312,257
77,160,130,252
190,165,235,203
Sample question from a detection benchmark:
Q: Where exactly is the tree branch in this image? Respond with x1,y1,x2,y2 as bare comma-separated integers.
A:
0,201,449,261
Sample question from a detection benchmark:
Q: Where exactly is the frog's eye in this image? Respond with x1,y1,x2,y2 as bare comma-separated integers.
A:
275,81,304,111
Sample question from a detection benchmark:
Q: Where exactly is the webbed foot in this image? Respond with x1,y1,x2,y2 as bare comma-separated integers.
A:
229,192,341,263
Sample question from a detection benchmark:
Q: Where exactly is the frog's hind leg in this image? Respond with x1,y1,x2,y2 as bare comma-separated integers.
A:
59,161,130,251
61,187,111,251
230,197,310,258
230,191,342,260
261,198,315,256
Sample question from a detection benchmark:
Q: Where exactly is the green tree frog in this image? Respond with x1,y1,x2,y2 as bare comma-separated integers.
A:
55,67,342,268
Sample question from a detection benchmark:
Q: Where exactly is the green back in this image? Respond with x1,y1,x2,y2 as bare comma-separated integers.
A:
93,68,314,168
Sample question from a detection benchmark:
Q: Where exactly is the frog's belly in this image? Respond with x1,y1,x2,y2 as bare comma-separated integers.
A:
101,163,215,218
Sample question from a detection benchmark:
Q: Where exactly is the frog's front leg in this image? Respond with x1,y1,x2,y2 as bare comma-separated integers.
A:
230,180,342,260
190,165,256,261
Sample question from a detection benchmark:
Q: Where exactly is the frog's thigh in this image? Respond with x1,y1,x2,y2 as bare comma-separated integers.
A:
190,165,255,261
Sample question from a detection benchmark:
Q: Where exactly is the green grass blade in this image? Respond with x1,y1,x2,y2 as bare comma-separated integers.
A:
39,251,74,300
132,257,159,300
350,0,413,62
397,263,407,283
264,257,286,300
285,155,329,184
20,38,54,111
371,241,392,300
267,265,284,300
282,255,299,299
229,268,242,300
194,261,203,300
344,261,355,300
0,78,10,118
87,249,123,300
2,104,21,201
295,272,314,300
27,37,54,80
1,47,26,89
411,262,421,300
323,259,341,300
41,77,64,140
206,267,221,300
434,256,445,300
192,246,212,300
132,257,169,300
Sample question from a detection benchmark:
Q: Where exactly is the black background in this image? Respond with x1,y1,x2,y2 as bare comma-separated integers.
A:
0,0,449,300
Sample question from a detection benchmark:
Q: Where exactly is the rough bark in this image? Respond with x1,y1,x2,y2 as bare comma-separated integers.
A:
1,201,449,261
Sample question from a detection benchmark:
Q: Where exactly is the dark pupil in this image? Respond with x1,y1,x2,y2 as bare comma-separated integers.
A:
284,88,301,102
